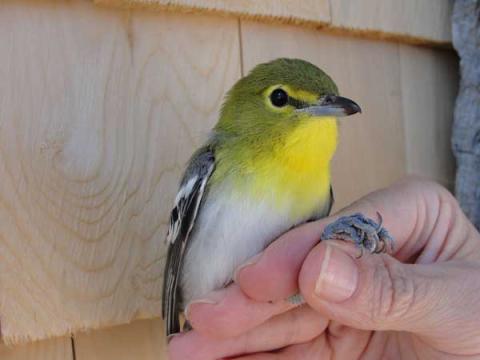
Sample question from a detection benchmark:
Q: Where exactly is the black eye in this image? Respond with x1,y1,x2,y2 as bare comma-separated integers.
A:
270,88,288,107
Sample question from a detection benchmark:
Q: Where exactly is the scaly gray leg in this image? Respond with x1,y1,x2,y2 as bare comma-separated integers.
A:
286,212,394,305
321,212,394,255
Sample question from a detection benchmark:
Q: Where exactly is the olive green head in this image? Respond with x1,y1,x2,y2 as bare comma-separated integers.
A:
215,58,360,140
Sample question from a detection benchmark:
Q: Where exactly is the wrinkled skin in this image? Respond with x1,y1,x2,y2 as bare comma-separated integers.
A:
169,178,480,359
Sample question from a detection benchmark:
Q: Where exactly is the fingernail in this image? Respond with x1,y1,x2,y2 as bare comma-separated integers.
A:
233,252,263,283
314,244,358,302
184,299,217,320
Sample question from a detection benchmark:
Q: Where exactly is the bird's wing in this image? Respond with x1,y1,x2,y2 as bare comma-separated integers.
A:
162,147,215,336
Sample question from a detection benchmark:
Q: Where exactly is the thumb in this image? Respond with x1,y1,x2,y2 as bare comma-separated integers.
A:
299,241,480,344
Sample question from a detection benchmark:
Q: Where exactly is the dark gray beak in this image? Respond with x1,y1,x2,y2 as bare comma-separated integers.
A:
298,95,361,117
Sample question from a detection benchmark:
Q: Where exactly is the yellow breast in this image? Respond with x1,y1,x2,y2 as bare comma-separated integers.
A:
246,117,338,219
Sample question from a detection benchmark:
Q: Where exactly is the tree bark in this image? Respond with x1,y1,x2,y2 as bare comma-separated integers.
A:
452,0,480,229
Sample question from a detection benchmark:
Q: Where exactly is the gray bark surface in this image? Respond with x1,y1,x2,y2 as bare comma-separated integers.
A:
452,0,480,229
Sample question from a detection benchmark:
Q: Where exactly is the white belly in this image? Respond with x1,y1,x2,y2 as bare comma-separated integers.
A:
180,179,318,306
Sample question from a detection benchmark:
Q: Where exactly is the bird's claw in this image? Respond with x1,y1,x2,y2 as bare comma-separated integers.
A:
320,212,394,256
286,293,306,306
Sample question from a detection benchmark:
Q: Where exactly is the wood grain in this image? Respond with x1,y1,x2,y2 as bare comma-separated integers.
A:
95,0,331,26
74,319,165,360
0,337,73,360
329,0,453,45
94,0,452,45
0,0,240,343
241,21,407,210
400,45,458,187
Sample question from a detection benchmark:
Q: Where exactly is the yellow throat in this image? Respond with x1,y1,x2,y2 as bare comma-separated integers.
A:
247,116,338,219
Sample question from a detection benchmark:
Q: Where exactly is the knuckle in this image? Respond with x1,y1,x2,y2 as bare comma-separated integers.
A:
369,258,417,327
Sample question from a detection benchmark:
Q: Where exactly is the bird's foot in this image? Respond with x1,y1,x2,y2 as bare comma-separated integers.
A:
286,213,392,305
286,293,306,305
321,212,394,256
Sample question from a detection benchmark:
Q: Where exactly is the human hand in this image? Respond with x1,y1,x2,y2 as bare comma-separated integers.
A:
168,179,480,359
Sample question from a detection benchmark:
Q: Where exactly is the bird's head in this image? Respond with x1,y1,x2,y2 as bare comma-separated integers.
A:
215,58,361,143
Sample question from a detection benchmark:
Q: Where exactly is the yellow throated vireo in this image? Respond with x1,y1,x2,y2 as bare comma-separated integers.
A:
162,58,393,336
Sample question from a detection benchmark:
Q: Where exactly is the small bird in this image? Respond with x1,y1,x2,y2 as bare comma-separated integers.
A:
162,58,391,336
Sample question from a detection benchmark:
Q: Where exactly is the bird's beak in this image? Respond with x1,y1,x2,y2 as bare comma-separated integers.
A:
299,95,361,117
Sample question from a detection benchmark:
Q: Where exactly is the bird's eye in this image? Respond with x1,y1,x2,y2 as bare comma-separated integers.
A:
270,88,289,107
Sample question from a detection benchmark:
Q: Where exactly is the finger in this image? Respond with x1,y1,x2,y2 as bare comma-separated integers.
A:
235,220,326,302
231,327,377,360
186,284,296,338
325,322,382,359
236,178,478,304
168,305,329,360
299,241,480,354
232,337,331,360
